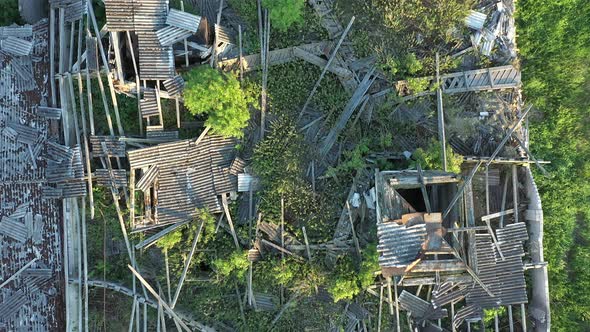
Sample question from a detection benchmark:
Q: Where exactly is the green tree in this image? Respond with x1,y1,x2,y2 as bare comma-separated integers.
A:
212,250,249,280
0,0,22,26
183,66,252,138
262,0,305,32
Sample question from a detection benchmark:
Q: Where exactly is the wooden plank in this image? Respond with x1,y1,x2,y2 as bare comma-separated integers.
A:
481,209,515,222
436,53,447,171
293,46,352,77
302,226,312,261
299,16,356,118
513,165,519,223
346,201,361,257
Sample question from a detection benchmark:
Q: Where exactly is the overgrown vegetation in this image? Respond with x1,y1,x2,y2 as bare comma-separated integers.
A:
183,67,254,138
518,0,590,329
411,139,464,173
262,0,305,32
0,0,22,26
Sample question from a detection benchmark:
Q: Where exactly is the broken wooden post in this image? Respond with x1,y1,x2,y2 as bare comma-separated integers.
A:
171,219,206,308
221,194,240,249
238,25,243,81
298,16,356,119
512,164,519,223
302,226,312,261
508,305,514,332
393,278,401,332
127,265,192,332
436,52,447,171
377,285,384,332
499,173,509,228
346,201,361,258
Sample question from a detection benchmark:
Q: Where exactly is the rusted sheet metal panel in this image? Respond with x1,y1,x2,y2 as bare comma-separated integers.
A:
0,20,63,331
0,25,33,39
89,135,126,157
162,75,184,97
377,222,426,268
128,135,238,228
136,165,159,191
64,0,87,22
166,8,201,33
134,0,168,31
137,31,175,80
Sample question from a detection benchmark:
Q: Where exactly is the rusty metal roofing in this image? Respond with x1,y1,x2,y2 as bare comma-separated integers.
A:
64,0,87,22
1,36,33,56
162,75,184,97
377,222,426,268
0,20,64,331
0,25,33,39
166,9,201,33
127,135,238,227
137,31,175,80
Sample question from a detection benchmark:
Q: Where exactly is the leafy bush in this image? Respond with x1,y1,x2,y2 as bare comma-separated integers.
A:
328,245,380,302
183,66,253,138
326,140,370,177
411,139,463,173
262,0,305,32
213,250,250,280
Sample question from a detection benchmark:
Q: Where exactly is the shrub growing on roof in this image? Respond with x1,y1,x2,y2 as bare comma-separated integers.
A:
262,0,305,32
183,66,252,138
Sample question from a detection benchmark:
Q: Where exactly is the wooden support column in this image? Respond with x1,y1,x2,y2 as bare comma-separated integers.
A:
521,303,527,331
393,278,401,332
499,173,509,228
302,226,312,261
111,32,125,81
238,25,243,81
125,31,143,136
512,164,519,223
49,7,56,106
508,305,514,332
377,285,384,332
436,53,447,171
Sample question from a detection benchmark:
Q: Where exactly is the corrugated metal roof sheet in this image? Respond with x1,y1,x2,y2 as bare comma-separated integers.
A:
215,24,234,44
156,25,193,47
162,75,184,96
377,222,426,268
465,10,487,30
127,135,238,227
0,25,33,39
65,0,87,22
166,9,201,33
137,31,175,80
1,36,33,56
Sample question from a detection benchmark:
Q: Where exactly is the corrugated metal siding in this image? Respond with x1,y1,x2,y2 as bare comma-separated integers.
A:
0,20,64,331
166,9,201,33
156,25,192,47
377,222,426,268
1,36,33,56
137,31,174,80
162,75,184,96
104,0,135,31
